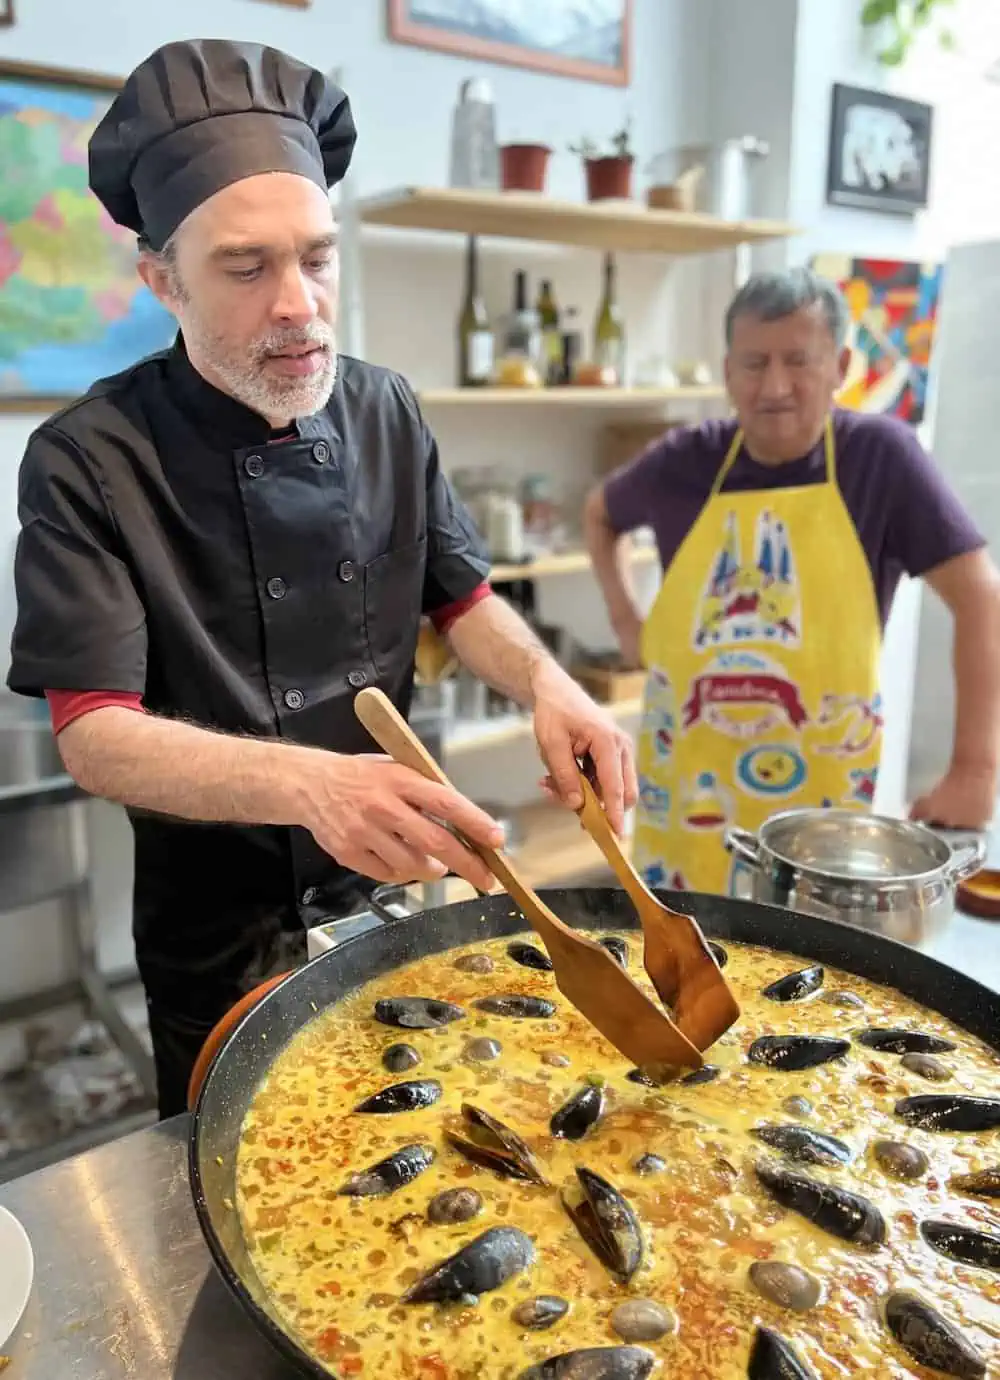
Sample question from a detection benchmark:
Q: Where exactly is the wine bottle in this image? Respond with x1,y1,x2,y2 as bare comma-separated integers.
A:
535,278,561,384
457,235,493,386
593,252,626,384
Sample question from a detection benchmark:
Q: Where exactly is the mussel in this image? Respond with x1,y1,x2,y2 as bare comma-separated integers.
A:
444,1102,548,1185
883,1290,986,1379
855,1027,957,1055
761,964,824,1002
747,1325,818,1379
747,1035,850,1070
550,1085,606,1141
754,1161,886,1246
374,997,465,1029
339,1143,435,1197
681,1064,722,1085
626,1068,658,1088
354,1079,442,1114
474,994,556,1019
508,941,554,971
599,937,629,967
402,1225,535,1304
518,1348,655,1380
920,1219,1000,1272
895,1094,1000,1133
382,1042,421,1073
750,1123,852,1167
708,941,728,968
562,1167,644,1282
950,1166,1000,1198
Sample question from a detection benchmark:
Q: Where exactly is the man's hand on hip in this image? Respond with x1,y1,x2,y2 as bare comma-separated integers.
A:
530,661,638,836
910,762,997,831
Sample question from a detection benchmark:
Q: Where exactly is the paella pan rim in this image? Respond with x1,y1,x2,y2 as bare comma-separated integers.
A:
187,886,1000,1379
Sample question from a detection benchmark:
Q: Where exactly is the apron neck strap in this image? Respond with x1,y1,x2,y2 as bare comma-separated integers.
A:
710,414,836,498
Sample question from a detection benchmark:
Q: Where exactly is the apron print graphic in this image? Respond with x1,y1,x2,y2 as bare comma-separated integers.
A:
682,651,808,741
736,743,808,798
639,667,675,762
679,771,733,833
812,692,884,757
693,509,801,650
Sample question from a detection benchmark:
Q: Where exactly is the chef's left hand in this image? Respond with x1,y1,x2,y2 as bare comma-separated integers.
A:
531,661,638,835
910,762,997,831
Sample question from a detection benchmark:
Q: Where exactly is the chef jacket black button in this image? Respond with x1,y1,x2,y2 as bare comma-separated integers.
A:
301,886,318,906
347,670,367,689
244,454,264,478
312,440,330,464
338,560,355,583
266,576,287,600
284,688,305,710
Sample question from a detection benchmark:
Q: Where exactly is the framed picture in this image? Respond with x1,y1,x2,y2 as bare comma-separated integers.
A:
813,253,943,426
826,83,933,215
0,60,176,412
0,0,13,26
387,0,632,87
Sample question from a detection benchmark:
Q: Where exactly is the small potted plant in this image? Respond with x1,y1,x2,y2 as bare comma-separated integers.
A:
499,142,552,193
571,119,634,201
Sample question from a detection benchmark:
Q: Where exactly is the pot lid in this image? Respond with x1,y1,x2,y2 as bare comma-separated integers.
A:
758,809,951,883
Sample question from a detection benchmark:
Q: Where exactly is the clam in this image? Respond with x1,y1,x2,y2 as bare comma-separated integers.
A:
634,1153,667,1176
920,1219,1000,1272
464,1037,502,1063
374,996,465,1029
895,1094,1000,1133
562,1167,644,1283
339,1143,435,1197
353,1079,442,1114
427,1187,483,1225
855,1027,957,1055
550,1085,606,1141
872,1140,929,1181
747,1035,850,1070
455,954,494,974
402,1225,534,1304
761,964,824,1002
754,1161,886,1246
750,1123,852,1168
508,941,554,972
518,1349,655,1380
901,1052,951,1081
782,1096,813,1118
821,990,865,1010
747,1325,818,1379
883,1290,986,1379
382,1042,421,1073
445,1102,548,1185
748,1261,822,1312
511,1296,569,1331
474,994,556,1019
610,1299,676,1342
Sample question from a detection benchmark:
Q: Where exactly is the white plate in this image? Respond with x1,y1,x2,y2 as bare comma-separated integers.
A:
0,1204,34,1350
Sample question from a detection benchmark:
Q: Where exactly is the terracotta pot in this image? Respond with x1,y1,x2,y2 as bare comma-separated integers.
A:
584,155,634,202
500,143,551,193
186,970,293,1111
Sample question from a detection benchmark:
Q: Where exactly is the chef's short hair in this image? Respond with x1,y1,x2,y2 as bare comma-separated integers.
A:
725,268,849,349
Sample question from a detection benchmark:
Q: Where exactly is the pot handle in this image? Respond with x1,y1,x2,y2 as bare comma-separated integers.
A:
945,834,988,884
724,825,761,866
186,970,292,1114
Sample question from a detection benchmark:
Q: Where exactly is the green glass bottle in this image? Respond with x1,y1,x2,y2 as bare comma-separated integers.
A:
593,252,626,385
535,278,562,385
457,235,493,386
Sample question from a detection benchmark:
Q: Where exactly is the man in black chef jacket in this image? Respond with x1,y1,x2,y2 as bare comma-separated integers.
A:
6,39,637,1119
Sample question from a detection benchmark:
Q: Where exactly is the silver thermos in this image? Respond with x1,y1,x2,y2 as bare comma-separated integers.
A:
449,78,499,190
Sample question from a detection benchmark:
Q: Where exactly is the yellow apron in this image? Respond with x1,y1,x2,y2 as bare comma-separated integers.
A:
634,416,883,895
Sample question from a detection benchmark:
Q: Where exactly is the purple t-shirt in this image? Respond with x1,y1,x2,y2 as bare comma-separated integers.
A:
603,407,985,629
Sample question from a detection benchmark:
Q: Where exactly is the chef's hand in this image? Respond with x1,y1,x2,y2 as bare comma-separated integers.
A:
910,763,997,831
302,753,502,891
531,661,638,835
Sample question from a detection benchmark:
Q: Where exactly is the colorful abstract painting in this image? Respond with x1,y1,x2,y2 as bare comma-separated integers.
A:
0,62,175,408
812,254,943,426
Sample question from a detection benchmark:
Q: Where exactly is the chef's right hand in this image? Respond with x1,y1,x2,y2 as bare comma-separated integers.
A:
301,753,502,891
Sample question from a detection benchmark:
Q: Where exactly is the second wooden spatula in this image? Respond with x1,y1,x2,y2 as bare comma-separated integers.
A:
353,687,703,1075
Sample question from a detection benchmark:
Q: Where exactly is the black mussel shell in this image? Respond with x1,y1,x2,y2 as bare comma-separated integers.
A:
382,1042,421,1073
634,1153,667,1175
895,1095,1000,1133
511,1295,570,1331
920,1219,1000,1272
751,1123,852,1167
402,1225,534,1304
354,1079,442,1114
474,994,556,1019
747,1324,818,1378
374,997,465,1029
599,936,629,967
761,964,824,1002
681,1064,722,1085
563,1167,644,1282
950,1166,1000,1198
708,941,728,968
508,941,554,971
518,1347,656,1380
855,1027,957,1055
626,1068,658,1087
754,1161,886,1246
339,1143,435,1197
445,1102,548,1185
883,1290,987,1379
550,1085,606,1141
748,1035,850,1070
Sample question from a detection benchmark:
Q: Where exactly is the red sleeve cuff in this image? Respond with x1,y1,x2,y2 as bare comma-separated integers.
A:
45,689,146,735
428,582,493,635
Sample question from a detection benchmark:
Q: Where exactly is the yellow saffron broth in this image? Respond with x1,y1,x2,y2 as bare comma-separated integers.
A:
235,933,1000,1379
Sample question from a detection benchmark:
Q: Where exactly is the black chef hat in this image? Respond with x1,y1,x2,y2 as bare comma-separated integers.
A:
89,38,357,250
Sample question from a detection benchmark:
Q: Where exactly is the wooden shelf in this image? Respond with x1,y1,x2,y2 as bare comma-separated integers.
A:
489,544,658,584
358,186,797,256
418,385,725,407
446,695,643,758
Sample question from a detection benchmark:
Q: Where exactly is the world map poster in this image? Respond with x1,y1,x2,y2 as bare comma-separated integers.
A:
0,64,175,406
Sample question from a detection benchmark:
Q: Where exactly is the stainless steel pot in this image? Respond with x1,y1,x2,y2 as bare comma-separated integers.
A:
725,808,986,947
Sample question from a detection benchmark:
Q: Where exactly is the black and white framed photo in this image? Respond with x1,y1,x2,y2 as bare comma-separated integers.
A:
826,83,933,215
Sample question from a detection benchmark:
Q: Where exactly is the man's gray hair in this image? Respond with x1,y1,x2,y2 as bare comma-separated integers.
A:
724,268,849,349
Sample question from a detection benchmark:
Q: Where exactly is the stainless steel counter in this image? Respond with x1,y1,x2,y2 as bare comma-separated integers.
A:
0,1114,299,1379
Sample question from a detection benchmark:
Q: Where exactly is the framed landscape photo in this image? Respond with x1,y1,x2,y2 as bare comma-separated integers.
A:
0,1,14,27
388,0,632,87
0,60,176,411
826,83,933,215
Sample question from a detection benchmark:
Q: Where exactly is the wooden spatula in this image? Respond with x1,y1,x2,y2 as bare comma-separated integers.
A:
575,768,740,1051
353,687,703,1074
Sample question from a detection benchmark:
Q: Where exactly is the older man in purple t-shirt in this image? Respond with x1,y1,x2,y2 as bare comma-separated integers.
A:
585,268,1000,890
